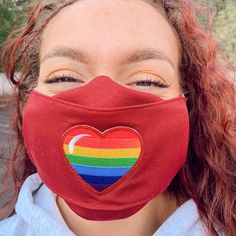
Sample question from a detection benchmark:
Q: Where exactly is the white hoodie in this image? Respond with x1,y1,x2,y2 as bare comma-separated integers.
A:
0,173,208,236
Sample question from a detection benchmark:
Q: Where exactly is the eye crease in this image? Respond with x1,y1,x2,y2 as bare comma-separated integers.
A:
127,70,171,88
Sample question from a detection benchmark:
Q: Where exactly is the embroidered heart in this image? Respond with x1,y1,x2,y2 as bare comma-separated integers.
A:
62,125,142,192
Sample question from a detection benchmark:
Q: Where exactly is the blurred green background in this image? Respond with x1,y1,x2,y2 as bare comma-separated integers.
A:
0,0,236,69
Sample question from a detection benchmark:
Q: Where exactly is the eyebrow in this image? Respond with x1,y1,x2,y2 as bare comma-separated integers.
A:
40,47,90,64
122,49,175,69
41,47,175,70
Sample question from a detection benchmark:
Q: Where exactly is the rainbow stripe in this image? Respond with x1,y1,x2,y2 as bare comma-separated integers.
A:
63,126,141,191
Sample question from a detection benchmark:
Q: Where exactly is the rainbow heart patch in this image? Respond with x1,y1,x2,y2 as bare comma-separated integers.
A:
62,125,142,192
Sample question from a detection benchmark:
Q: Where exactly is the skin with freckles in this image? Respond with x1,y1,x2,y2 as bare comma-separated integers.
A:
36,0,187,235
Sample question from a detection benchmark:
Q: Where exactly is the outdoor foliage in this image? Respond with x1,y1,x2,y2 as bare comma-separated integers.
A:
0,0,26,71
213,1,236,65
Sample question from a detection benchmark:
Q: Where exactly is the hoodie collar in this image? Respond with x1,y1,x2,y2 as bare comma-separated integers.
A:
15,173,75,236
15,173,204,236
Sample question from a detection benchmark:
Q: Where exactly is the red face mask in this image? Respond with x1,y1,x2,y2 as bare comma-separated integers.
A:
22,76,189,221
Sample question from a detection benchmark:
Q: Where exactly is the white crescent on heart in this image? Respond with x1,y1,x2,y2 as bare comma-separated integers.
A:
68,134,91,154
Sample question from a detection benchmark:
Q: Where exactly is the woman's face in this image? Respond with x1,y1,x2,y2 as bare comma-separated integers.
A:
37,0,182,99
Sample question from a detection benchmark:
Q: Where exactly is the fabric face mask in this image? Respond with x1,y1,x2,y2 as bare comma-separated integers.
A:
22,76,189,221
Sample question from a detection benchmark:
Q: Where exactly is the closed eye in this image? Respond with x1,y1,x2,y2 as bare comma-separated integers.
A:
134,79,170,88
44,75,83,84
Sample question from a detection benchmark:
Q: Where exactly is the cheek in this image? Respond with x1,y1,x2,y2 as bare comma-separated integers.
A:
35,80,80,96
151,81,182,100
149,87,182,100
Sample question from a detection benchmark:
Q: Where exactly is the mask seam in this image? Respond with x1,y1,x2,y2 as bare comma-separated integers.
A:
29,91,187,113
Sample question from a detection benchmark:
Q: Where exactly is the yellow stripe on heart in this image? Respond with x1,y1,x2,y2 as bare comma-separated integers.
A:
63,145,141,158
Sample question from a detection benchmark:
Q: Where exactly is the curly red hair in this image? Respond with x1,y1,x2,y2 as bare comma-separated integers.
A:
1,1,235,235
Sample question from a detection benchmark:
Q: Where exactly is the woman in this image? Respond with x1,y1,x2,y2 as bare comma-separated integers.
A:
0,0,235,235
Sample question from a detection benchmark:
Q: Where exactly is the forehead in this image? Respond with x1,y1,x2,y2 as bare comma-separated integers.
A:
40,0,180,66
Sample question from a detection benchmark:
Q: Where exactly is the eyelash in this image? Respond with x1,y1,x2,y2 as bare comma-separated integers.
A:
134,79,170,88
45,75,170,88
45,75,80,84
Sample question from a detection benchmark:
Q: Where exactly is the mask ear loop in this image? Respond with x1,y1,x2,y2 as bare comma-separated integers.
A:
180,85,190,100
181,93,189,101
